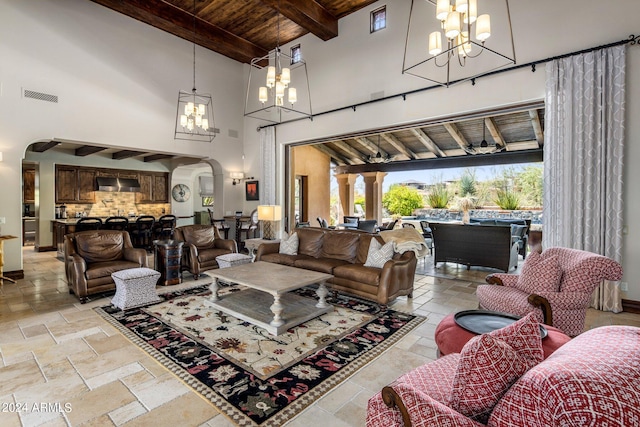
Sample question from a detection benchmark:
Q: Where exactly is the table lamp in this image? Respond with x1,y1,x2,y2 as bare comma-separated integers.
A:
257,205,282,240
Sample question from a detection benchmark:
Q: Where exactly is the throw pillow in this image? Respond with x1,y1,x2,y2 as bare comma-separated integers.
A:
448,334,530,423
488,312,544,369
279,231,299,255
363,238,394,268
515,251,562,294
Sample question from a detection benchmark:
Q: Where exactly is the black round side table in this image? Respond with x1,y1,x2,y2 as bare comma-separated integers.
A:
153,240,184,286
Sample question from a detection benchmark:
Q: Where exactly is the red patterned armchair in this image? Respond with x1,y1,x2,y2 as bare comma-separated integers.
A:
367,319,640,427
476,247,623,337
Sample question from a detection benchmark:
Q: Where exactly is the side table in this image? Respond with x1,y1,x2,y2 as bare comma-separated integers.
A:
435,312,571,359
244,238,279,261
153,240,184,286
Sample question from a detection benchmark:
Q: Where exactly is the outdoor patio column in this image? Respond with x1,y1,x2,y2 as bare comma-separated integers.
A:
335,173,357,218
361,171,387,225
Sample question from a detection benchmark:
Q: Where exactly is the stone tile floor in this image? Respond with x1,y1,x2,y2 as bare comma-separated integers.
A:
0,248,638,426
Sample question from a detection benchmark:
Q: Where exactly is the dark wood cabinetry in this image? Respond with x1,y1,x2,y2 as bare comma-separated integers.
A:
55,165,97,204
56,165,168,204
77,169,97,203
23,169,35,203
136,172,168,203
53,220,75,258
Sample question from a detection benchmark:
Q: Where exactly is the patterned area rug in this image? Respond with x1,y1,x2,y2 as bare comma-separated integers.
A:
95,285,425,426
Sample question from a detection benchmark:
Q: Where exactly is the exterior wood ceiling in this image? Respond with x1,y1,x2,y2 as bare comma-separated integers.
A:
324,105,545,174
88,0,377,64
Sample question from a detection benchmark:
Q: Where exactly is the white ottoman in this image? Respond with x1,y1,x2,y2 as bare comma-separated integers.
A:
216,253,252,268
111,267,162,310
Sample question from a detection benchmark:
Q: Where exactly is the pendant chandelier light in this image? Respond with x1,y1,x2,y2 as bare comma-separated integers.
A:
244,3,312,124
465,119,501,154
174,0,216,142
368,135,391,163
402,0,516,87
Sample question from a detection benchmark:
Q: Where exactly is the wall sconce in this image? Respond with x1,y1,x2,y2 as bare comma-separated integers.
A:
230,172,244,185
257,205,282,240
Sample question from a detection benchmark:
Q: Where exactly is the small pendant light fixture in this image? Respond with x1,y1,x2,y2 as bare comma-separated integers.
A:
174,0,217,142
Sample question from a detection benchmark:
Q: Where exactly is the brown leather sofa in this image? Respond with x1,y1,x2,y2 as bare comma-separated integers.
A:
255,227,417,305
174,225,237,279
65,230,148,303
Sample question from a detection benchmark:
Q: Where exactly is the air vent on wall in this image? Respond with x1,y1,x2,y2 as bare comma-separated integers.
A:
228,129,239,138
23,89,58,103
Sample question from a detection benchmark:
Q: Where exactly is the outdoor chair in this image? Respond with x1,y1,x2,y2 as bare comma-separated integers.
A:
420,220,434,254
357,219,378,233
476,247,623,337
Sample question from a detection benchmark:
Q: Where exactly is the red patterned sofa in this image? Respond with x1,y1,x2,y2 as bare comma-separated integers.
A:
476,247,623,337
367,316,640,427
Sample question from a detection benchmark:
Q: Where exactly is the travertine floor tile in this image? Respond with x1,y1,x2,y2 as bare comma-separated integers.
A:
121,393,219,427
65,381,137,425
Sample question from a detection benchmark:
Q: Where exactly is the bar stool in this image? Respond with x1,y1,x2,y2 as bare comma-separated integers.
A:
131,215,155,251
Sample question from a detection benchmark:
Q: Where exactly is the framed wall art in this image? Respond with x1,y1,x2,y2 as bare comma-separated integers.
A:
245,180,259,201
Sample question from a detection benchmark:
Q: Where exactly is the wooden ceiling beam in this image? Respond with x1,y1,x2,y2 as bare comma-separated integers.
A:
333,140,367,164
260,0,338,41
312,144,349,166
75,146,107,157
411,128,446,157
335,149,544,174
354,137,390,158
30,140,60,153
484,118,507,151
89,0,267,64
443,123,471,153
529,109,544,146
112,150,144,160
381,133,415,160
144,154,173,162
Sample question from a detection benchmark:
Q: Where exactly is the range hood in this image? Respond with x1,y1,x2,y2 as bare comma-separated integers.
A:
96,177,141,192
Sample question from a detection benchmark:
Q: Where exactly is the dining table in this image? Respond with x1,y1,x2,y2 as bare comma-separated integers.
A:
224,215,251,247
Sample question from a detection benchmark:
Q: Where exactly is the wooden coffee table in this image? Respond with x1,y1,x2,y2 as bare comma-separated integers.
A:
203,261,333,335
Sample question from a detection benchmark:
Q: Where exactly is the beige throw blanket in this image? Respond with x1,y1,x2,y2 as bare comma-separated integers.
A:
380,227,429,258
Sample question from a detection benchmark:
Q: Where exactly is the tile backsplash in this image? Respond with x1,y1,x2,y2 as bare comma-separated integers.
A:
62,192,171,218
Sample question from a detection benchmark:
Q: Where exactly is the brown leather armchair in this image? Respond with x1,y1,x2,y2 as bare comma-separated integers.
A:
65,230,148,303
174,225,237,279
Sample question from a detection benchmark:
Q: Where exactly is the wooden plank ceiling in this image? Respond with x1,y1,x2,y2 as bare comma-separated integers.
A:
88,0,377,64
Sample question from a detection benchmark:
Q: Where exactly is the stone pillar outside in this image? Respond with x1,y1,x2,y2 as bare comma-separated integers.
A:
361,171,387,225
335,173,357,220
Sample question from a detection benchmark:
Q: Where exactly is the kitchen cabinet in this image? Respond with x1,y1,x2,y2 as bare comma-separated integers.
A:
136,172,168,203
55,165,96,204
153,173,168,202
23,169,35,203
77,168,96,203
53,220,76,258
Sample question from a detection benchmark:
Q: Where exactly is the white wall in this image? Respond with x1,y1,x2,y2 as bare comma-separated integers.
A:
248,0,640,301
0,0,249,271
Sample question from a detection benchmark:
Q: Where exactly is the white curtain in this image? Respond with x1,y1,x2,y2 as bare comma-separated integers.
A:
260,126,276,204
543,45,626,312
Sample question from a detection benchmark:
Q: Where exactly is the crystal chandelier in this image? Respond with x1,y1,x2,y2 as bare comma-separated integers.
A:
402,0,516,87
174,0,216,142
244,7,312,124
